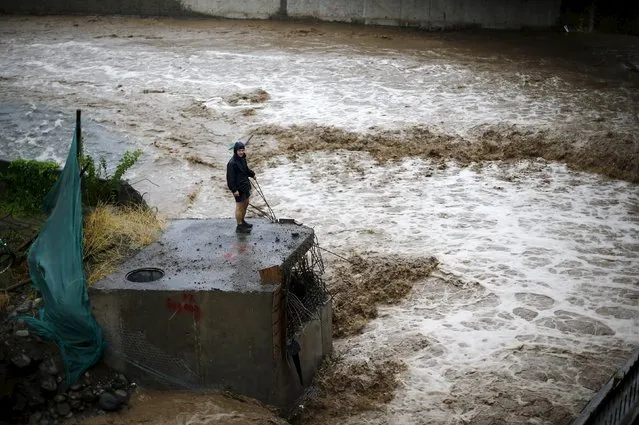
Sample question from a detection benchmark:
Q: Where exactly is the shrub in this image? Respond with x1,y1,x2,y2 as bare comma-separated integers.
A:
0,159,59,216
0,149,143,216
79,149,142,206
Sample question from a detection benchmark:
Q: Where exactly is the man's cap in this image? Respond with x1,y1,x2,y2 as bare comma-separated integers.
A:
233,141,245,152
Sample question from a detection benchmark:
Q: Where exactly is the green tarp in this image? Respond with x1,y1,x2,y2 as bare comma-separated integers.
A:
22,130,104,384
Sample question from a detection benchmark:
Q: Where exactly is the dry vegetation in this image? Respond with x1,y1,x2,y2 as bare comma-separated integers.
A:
252,124,639,183
83,204,165,285
0,205,163,292
329,253,439,338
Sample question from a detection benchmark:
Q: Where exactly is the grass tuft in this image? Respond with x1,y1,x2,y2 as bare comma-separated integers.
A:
83,204,165,285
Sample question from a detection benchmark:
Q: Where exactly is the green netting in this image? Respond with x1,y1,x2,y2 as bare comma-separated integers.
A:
22,130,105,384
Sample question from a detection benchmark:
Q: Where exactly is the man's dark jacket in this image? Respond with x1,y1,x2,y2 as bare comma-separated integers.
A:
226,153,255,194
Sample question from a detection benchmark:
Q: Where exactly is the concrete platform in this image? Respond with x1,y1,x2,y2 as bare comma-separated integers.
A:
89,218,332,409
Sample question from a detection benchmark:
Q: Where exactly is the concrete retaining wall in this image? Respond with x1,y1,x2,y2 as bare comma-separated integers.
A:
181,0,282,19
0,0,561,30
287,0,561,29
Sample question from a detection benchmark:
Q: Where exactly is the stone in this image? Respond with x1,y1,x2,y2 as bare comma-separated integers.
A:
28,412,43,425
28,394,45,407
39,358,59,375
82,390,96,402
114,389,129,402
70,383,82,391
12,396,27,412
112,374,128,389
70,399,83,411
40,376,58,392
16,300,33,313
33,298,44,308
98,392,122,412
53,395,66,403
29,348,46,363
11,353,31,368
56,402,71,416
15,329,30,337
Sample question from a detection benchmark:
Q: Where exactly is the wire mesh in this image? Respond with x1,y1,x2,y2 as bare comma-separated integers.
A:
283,240,329,338
109,328,202,390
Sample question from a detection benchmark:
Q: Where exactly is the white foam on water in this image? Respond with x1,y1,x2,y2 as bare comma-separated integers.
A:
256,153,639,422
1,20,634,139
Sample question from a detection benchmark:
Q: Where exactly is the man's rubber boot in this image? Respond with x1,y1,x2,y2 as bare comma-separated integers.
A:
242,220,253,228
236,224,251,234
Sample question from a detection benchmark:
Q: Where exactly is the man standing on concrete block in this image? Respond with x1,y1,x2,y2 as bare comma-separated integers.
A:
226,141,256,234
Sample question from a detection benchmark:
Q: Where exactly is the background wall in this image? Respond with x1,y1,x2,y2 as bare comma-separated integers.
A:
0,0,562,30
287,0,561,29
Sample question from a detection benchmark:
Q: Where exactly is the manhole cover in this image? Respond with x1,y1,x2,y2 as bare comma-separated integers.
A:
126,268,165,283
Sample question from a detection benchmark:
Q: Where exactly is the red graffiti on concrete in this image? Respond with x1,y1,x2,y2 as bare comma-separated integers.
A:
166,293,201,321
223,243,249,261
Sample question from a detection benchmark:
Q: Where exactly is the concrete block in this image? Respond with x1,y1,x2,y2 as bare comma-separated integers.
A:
90,218,332,409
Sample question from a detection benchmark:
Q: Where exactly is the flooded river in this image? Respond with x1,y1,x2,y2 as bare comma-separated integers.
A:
1,15,638,425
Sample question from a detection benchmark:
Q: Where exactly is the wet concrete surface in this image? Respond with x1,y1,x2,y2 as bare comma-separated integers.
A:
92,218,314,292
